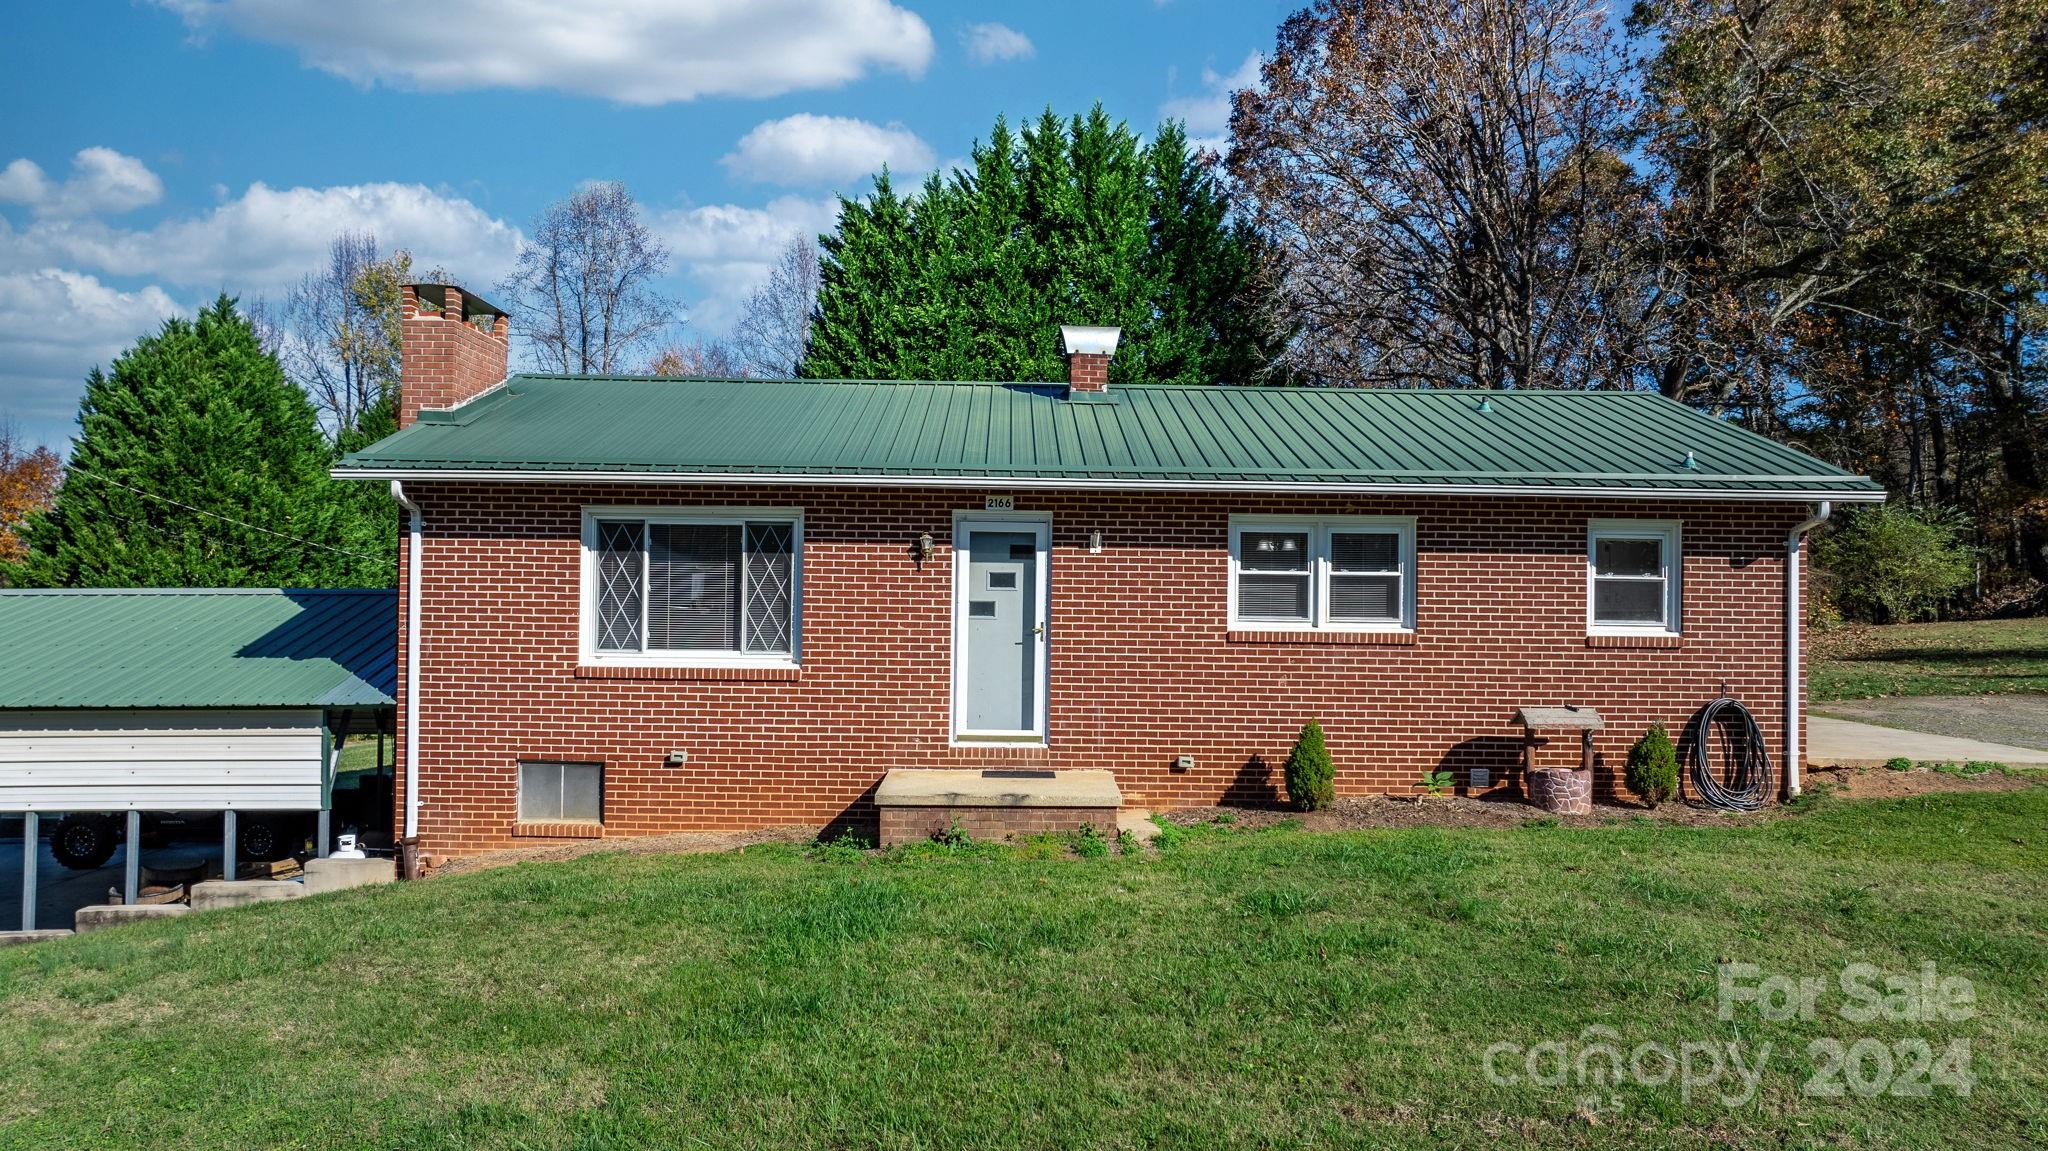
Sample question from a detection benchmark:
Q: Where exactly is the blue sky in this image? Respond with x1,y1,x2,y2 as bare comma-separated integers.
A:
0,0,1290,449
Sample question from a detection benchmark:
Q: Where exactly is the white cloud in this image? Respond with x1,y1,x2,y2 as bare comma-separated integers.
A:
654,194,838,331
0,148,164,218
1160,51,1262,153
961,22,1033,65
0,181,522,297
154,0,934,105
0,269,185,445
721,114,933,187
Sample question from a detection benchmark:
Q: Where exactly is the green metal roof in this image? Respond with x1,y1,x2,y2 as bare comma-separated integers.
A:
336,375,1884,500
0,589,396,710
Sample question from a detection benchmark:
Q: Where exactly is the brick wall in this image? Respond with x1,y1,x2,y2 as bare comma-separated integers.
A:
879,805,1120,846
395,484,1806,855
398,285,508,428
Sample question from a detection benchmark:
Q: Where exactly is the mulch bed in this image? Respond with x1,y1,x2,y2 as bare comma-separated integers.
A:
1162,764,2041,833
426,766,2042,875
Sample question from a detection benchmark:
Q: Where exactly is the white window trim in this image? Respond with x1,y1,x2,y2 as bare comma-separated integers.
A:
1227,515,1417,632
579,505,803,668
1587,518,1682,636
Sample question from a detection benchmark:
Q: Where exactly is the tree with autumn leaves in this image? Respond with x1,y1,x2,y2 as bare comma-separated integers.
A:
0,423,61,573
1226,0,2048,590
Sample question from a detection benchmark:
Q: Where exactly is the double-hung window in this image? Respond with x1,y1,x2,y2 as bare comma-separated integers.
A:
1587,519,1681,634
584,509,801,664
1229,517,1416,631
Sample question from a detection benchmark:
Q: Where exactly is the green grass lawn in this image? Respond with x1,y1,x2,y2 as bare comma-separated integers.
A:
1812,617,2048,701
335,739,385,777
3,792,2043,1150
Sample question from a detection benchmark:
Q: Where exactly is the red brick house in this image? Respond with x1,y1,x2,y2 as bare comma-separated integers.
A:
335,283,1884,857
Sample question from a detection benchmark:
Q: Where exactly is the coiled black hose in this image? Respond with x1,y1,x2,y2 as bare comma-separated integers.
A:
1690,697,1774,811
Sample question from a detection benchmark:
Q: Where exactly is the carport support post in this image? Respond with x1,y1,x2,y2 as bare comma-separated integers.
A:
20,812,37,932
222,809,237,881
123,811,140,905
318,723,336,859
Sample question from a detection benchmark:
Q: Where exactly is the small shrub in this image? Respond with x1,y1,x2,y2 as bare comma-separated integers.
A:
1625,724,1680,807
935,820,972,848
1419,770,1454,797
1114,829,1139,855
1884,756,1915,772
1284,720,1336,811
1073,824,1109,858
1213,811,1237,826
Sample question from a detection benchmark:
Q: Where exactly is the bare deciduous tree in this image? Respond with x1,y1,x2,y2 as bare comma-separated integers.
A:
731,235,819,378
268,232,413,436
498,181,679,374
1228,0,1653,389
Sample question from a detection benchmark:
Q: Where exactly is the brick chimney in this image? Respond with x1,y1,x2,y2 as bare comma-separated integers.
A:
1059,325,1121,394
399,283,510,429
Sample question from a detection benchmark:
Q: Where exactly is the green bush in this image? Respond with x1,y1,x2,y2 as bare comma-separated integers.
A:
1813,505,1977,623
1884,756,1915,772
1625,724,1680,807
1284,720,1336,811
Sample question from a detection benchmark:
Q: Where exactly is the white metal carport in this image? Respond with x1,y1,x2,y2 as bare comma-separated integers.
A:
0,589,396,932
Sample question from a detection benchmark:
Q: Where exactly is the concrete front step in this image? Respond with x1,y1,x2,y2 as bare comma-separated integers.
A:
302,856,397,895
0,929,76,947
75,903,190,933
190,879,306,912
875,768,1123,845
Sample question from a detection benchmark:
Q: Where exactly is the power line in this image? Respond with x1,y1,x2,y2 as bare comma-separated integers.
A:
62,464,389,564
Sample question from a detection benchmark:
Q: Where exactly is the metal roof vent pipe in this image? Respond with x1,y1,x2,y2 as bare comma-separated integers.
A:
1060,325,1121,394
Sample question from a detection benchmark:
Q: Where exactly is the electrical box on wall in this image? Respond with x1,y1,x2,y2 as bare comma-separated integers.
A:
666,749,688,765
1471,767,1490,788
1173,755,1195,771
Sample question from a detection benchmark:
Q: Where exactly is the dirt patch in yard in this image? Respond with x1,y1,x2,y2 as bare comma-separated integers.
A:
1806,763,2042,800
429,826,816,877
1164,767,2044,832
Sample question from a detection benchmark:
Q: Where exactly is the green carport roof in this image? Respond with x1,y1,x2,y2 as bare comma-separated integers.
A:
0,589,396,710
335,375,1885,500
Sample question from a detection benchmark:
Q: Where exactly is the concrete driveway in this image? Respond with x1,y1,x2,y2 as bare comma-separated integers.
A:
1810,694,2048,767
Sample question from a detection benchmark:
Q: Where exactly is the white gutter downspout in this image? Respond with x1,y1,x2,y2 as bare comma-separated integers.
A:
391,480,423,839
1784,501,1832,798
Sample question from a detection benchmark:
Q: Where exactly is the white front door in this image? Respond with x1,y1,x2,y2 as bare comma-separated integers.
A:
952,518,1049,740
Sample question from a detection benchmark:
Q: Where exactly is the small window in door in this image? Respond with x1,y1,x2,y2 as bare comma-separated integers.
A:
987,571,1017,589
969,600,998,618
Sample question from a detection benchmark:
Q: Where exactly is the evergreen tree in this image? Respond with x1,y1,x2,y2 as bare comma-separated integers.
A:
803,106,1289,384
5,297,391,588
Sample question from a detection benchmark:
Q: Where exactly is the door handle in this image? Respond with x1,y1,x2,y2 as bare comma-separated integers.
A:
1033,623,1046,639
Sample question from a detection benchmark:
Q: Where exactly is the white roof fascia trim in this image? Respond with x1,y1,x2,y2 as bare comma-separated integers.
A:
332,467,1888,503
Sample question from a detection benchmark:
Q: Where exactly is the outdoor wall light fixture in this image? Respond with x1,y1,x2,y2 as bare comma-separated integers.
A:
916,532,934,562
1089,529,1103,554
